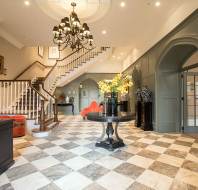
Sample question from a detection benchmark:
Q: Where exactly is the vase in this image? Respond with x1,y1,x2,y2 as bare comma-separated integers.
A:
104,92,118,116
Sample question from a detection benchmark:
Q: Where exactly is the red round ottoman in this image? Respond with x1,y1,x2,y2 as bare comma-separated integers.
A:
0,115,26,137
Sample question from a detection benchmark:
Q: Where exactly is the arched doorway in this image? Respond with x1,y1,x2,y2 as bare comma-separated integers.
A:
79,79,99,111
156,37,198,133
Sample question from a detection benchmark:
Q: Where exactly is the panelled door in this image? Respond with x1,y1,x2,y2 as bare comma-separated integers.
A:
183,72,198,133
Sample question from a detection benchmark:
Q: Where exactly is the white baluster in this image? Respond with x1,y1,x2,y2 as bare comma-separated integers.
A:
14,82,16,113
6,82,9,113
22,82,24,114
33,90,35,119
25,82,28,114
29,87,31,118
36,93,39,124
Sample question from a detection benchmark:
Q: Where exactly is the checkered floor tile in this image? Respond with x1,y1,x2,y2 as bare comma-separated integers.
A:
1,115,198,190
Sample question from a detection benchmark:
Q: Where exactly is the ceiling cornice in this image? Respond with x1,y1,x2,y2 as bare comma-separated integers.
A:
0,27,24,49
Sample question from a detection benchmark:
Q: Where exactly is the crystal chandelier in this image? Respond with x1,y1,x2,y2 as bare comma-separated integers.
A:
52,2,94,51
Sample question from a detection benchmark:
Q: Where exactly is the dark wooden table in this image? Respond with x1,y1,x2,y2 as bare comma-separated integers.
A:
87,112,134,151
57,103,74,115
0,120,14,174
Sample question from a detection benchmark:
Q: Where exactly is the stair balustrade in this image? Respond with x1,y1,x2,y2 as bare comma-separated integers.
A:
0,46,109,129
0,80,48,125
44,47,109,94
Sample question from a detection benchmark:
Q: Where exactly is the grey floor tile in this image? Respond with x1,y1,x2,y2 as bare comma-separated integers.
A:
82,151,104,161
79,163,109,181
114,163,145,179
60,142,79,150
24,152,48,162
6,163,37,181
0,184,14,190
53,151,77,162
42,164,72,181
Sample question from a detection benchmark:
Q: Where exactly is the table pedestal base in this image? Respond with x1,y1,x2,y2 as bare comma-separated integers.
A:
96,140,125,151
96,122,125,151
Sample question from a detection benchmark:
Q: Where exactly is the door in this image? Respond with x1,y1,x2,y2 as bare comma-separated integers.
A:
183,72,198,133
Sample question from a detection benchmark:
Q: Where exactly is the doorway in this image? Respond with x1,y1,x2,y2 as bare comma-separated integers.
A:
156,39,198,133
79,79,99,111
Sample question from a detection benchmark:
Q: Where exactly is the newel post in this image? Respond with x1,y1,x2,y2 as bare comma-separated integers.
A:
53,98,58,122
40,99,45,131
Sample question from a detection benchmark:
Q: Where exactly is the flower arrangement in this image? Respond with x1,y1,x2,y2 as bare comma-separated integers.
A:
98,74,133,95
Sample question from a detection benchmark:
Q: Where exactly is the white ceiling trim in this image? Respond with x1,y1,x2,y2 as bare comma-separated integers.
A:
0,27,24,49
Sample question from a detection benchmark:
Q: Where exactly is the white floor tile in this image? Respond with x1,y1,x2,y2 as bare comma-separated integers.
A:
31,156,60,170
97,171,133,190
54,172,92,190
96,156,123,170
44,146,66,155
137,170,173,190
11,172,50,190
63,156,92,171
69,146,92,155
127,155,154,169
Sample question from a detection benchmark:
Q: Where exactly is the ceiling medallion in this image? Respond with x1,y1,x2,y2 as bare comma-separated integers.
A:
36,0,111,23
53,2,94,51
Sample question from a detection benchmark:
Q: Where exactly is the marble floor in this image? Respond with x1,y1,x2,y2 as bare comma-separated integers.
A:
1,115,198,190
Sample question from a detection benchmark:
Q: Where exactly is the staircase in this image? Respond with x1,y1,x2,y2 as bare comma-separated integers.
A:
0,46,111,130
44,47,111,94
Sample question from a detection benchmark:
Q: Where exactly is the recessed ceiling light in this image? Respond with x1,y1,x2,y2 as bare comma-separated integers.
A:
120,1,126,8
24,1,30,6
101,30,107,35
112,55,116,58
155,1,161,7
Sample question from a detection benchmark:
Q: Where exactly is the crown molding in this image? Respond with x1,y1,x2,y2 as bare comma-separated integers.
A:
0,27,24,49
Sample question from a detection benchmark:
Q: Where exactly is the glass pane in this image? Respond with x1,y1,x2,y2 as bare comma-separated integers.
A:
187,76,195,96
187,105,195,126
187,96,194,106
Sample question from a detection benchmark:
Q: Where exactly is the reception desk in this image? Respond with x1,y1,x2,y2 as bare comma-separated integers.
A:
0,120,14,174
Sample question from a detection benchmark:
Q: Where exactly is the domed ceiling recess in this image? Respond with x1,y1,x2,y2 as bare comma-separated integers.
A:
36,0,111,23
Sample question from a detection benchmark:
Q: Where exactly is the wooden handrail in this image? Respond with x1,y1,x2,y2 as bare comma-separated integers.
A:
44,48,82,80
14,61,51,80
57,48,83,62
28,81,48,101
41,84,56,99
0,80,31,82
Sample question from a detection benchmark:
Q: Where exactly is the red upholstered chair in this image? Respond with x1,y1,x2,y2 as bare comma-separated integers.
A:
80,101,103,119
0,115,26,137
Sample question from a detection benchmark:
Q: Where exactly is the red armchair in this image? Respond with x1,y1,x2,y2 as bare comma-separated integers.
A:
80,101,103,119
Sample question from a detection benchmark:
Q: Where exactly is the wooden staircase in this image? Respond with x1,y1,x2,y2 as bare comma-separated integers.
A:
0,47,110,130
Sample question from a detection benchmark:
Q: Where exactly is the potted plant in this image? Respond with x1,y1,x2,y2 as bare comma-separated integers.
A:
98,74,133,116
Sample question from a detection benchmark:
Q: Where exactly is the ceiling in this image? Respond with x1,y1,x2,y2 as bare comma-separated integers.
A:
0,0,197,57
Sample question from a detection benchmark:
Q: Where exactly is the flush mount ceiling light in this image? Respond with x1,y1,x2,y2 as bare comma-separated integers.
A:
24,1,30,6
53,2,94,51
102,30,107,35
120,1,126,8
155,1,161,7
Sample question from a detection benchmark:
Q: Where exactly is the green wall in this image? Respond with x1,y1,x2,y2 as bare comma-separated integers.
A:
55,73,117,115
123,10,198,132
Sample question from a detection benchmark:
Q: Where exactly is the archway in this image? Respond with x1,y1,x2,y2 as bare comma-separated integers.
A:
156,37,198,132
79,79,99,111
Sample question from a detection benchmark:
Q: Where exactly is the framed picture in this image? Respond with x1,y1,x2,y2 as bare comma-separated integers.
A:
38,46,44,58
0,55,6,75
48,46,60,59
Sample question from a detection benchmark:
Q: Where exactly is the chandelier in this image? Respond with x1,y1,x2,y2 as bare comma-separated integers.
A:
52,2,94,51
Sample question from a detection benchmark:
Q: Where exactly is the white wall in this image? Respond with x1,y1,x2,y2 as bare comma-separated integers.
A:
0,37,43,80
0,37,72,80
88,59,122,73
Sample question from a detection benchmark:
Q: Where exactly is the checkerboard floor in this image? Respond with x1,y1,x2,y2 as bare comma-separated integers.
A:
1,115,198,190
